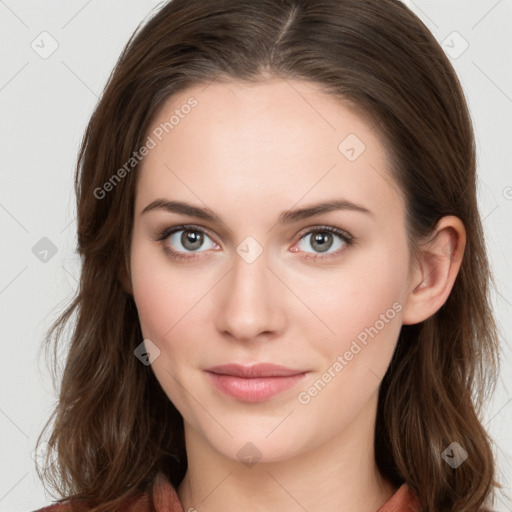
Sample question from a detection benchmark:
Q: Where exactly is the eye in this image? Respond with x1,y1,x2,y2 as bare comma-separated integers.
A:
157,224,354,263
157,225,219,261
293,226,353,261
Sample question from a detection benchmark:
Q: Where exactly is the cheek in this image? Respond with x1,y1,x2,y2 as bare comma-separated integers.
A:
290,251,406,438
129,233,210,339
130,238,186,340
304,248,405,331
299,242,407,374
131,266,174,339
129,241,206,410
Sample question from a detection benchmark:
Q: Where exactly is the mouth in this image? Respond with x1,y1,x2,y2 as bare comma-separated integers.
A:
204,363,308,403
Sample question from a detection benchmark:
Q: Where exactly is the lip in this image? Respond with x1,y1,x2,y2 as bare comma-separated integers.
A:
205,363,308,403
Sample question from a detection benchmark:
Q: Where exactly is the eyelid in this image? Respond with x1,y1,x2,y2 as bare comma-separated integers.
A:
295,224,353,243
157,224,218,243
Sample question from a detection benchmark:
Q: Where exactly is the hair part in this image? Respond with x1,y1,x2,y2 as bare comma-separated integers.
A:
36,1,500,511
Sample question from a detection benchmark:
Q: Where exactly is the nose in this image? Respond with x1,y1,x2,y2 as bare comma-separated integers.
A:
215,248,285,343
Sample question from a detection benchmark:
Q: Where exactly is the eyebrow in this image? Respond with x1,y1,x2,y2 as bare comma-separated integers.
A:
140,198,373,225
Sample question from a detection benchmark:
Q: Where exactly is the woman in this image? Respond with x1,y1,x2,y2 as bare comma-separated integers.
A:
33,0,500,511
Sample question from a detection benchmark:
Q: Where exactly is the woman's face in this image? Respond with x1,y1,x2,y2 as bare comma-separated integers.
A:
130,78,413,463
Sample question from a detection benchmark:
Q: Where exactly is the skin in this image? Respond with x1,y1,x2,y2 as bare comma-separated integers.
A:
126,77,465,512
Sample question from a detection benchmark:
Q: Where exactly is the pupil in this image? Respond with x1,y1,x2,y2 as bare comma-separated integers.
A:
312,231,332,253
182,230,203,250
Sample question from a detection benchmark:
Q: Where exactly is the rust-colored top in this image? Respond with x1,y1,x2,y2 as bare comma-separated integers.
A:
33,472,421,512
377,482,421,512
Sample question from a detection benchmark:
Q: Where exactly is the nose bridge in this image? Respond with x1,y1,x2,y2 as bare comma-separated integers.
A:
215,244,281,340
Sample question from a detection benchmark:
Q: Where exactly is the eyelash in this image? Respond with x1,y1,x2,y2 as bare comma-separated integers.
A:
156,224,355,263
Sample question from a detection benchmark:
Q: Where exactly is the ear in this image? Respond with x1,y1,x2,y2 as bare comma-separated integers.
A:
402,215,466,325
118,253,133,295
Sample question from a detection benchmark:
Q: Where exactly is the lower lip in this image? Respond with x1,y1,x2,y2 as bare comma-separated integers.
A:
206,372,307,402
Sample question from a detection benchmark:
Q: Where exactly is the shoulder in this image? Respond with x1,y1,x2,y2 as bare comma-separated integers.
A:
31,503,89,512
31,472,183,512
31,493,151,512
30,490,148,512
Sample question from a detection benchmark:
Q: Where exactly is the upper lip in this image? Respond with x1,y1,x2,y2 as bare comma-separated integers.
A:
205,363,306,378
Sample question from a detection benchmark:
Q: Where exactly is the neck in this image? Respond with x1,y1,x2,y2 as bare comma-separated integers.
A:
177,392,396,512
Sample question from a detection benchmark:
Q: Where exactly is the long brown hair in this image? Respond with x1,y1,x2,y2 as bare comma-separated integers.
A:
36,1,500,510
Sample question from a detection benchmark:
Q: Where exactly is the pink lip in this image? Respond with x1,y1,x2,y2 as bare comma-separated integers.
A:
205,363,308,402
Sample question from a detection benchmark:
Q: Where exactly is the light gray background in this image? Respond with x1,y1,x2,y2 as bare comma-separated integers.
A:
0,1,511,511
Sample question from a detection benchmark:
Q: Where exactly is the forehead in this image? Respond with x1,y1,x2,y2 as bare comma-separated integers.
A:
136,78,404,225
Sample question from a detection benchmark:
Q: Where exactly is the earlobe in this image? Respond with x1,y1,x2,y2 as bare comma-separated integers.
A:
402,216,466,325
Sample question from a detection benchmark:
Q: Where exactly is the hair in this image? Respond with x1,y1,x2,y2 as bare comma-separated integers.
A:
36,0,501,511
